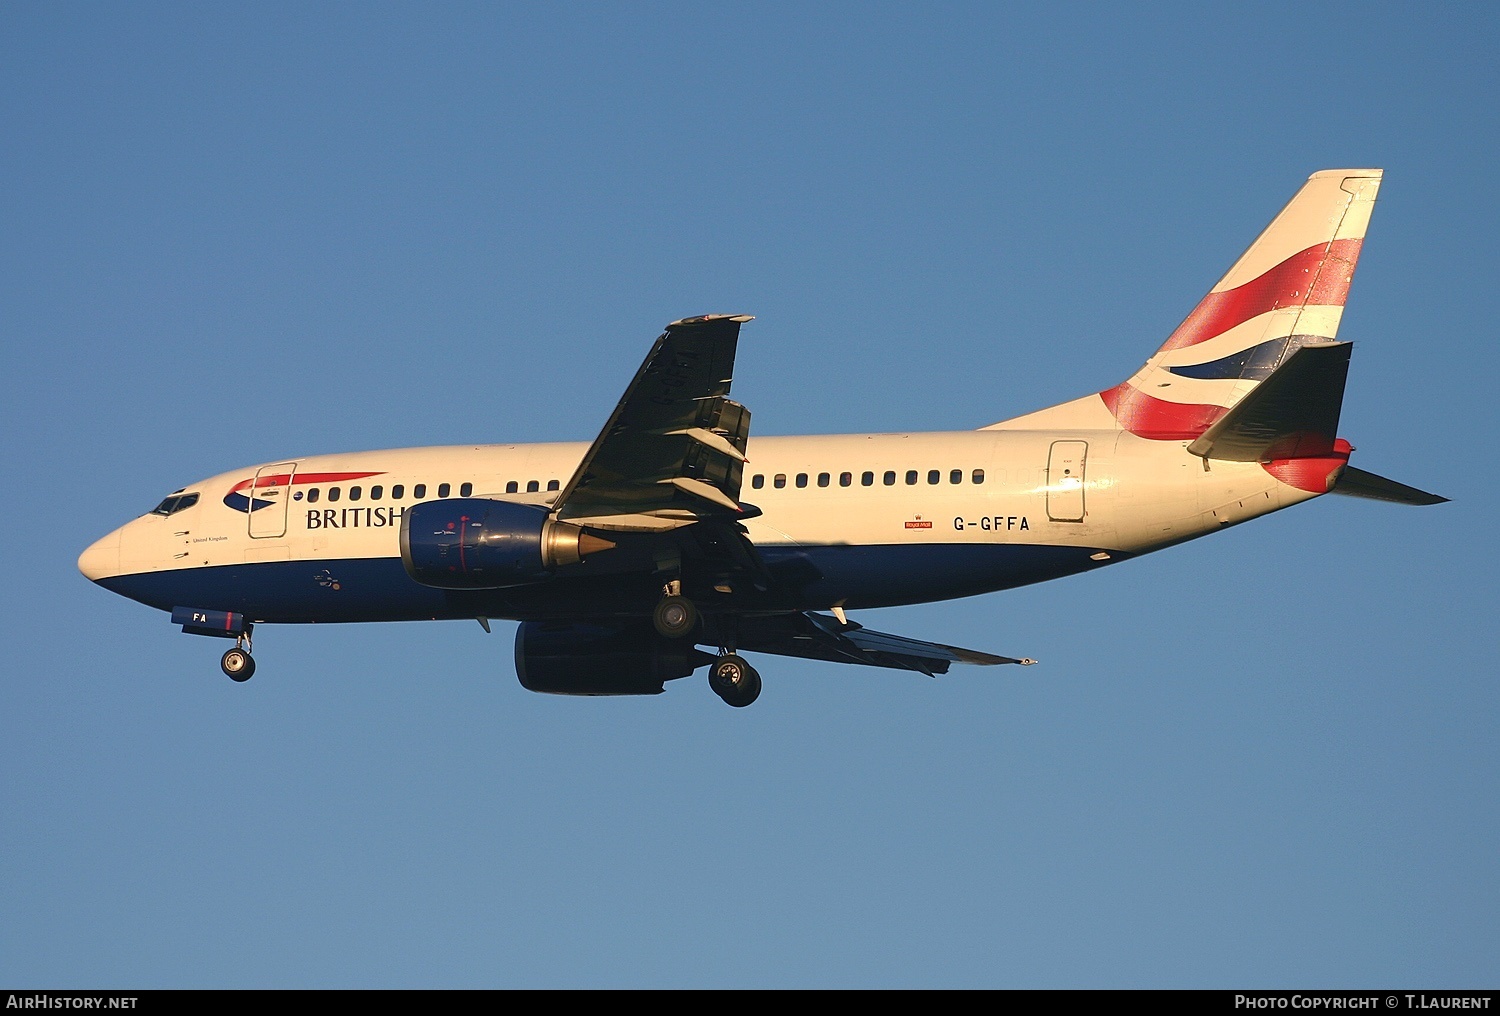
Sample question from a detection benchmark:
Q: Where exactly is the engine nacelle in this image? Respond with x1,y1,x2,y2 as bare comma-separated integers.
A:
515,621,715,696
400,498,613,589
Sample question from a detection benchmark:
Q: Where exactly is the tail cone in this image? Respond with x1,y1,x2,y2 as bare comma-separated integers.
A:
578,533,617,557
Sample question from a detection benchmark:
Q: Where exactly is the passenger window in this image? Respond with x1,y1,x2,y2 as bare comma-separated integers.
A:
506,481,518,494
307,488,320,504
840,472,852,487
752,474,765,489
905,470,918,485
392,484,404,499
438,483,451,498
972,469,985,485
774,474,786,489
526,480,540,493
414,484,427,498
547,479,560,491
883,471,896,486
950,470,962,484
329,487,341,502
862,471,874,486
349,486,362,501
927,470,940,485
460,482,473,497
371,485,383,500
817,472,830,487
795,473,808,488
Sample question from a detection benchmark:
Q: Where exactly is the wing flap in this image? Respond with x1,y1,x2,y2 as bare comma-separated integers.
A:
737,612,1034,677
662,475,742,512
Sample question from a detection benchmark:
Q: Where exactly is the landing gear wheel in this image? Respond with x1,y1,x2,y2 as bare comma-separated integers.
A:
653,595,699,639
709,654,761,708
221,647,255,682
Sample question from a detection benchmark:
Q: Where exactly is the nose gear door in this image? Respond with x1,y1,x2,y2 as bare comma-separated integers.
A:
248,462,298,538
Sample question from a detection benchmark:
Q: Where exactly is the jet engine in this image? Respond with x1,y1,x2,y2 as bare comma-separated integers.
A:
400,498,614,589
514,620,715,696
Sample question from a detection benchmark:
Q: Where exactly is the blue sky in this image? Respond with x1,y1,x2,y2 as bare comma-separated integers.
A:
2,3,1495,988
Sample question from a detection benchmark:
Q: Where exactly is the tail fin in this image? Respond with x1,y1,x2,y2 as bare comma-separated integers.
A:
1100,169,1382,440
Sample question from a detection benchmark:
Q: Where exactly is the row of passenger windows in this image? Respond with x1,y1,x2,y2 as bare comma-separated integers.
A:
750,468,986,490
294,479,559,504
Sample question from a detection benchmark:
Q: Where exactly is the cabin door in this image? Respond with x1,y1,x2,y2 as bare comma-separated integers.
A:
248,462,298,538
1047,441,1087,522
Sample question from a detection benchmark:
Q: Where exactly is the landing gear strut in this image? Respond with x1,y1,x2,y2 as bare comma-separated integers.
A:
709,653,761,708
651,581,758,706
220,630,255,682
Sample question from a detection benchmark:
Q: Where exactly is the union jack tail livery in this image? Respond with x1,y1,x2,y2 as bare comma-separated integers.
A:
1107,168,1379,441
989,169,1381,440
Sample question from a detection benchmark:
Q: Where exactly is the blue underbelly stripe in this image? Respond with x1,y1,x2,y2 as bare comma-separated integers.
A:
99,543,1126,623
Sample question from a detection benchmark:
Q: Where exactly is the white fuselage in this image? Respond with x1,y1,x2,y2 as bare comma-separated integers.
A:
79,428,1318,625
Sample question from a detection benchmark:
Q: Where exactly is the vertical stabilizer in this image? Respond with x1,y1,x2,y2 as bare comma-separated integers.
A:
1100,169,1380,439
985,170,1381,434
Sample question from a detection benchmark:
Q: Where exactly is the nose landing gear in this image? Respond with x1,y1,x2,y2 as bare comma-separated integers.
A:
172,608,258,682
219,631,255,682
220,647,255,681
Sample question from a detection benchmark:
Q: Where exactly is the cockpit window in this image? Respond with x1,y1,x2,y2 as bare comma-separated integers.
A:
150,492,200,516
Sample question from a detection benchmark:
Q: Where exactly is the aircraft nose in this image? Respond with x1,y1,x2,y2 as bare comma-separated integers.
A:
78,529,121,582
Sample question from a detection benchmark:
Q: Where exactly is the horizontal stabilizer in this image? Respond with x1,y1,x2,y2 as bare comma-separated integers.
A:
736,611,1034,677
1332,466,1448,505
1188,341,1352,461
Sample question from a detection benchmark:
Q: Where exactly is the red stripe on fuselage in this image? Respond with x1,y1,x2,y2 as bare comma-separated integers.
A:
1156,238,1362,353
229,471,384,493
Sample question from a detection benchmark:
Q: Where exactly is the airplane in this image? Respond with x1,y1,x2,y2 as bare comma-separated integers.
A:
78,168,1445,707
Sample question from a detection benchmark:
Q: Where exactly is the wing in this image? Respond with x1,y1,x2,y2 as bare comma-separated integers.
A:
736,611,1036,677
554,315,756,532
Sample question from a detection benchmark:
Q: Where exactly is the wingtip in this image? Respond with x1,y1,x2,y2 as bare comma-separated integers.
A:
668,313,755,327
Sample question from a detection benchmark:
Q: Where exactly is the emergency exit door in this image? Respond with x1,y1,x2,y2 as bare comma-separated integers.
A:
1047,441,1088,522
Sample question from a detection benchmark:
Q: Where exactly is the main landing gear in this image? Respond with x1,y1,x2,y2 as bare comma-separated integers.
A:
652,583,761,707
709,653,761,708
220,632,255,682
652,592,699,640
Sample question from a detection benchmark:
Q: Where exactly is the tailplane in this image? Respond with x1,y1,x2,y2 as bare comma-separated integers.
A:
1186,340,1353,461
1178,340,1446,501
1331,466,1448,506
